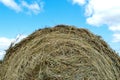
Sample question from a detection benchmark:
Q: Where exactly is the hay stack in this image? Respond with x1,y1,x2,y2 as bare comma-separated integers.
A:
0,25,120,80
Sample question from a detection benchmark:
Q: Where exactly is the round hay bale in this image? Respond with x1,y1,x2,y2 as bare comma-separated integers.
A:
1,25,120,80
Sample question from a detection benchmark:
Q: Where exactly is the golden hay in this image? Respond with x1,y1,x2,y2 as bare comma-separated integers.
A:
0,25,120,80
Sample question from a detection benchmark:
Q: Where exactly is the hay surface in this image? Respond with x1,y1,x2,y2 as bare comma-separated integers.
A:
0,25,120,80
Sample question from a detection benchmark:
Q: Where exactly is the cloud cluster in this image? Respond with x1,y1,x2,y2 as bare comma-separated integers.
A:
0,37,14,60
0,37,14,50
0,0,21,12
0,0,43,14
112,33,120,42
72,0,120,42
0,34,27,60
72,0,86,5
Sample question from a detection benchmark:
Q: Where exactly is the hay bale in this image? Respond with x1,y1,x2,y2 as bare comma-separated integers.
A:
1,25,120,80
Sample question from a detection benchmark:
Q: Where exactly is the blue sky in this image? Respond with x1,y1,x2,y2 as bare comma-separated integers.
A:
0,0,120,59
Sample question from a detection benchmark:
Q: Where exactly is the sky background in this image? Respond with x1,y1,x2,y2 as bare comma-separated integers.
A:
0,0,120,59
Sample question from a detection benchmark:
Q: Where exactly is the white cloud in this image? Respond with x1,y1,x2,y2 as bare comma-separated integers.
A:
72,0,86,5
0,35,27,60
109,25,120,32
21,1,42,14
0,0,21,12
71,0,120,42
86,0,120,27
112,33,120,42
70,0,120,55
0,37,14,50
0,0,43,14
0,37,14,60
85,0,120,43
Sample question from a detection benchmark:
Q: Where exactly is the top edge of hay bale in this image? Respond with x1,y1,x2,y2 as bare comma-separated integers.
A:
1,24,120,80
4,25,93,61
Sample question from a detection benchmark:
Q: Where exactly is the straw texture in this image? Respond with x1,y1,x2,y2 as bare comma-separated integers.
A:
0,25,120,80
